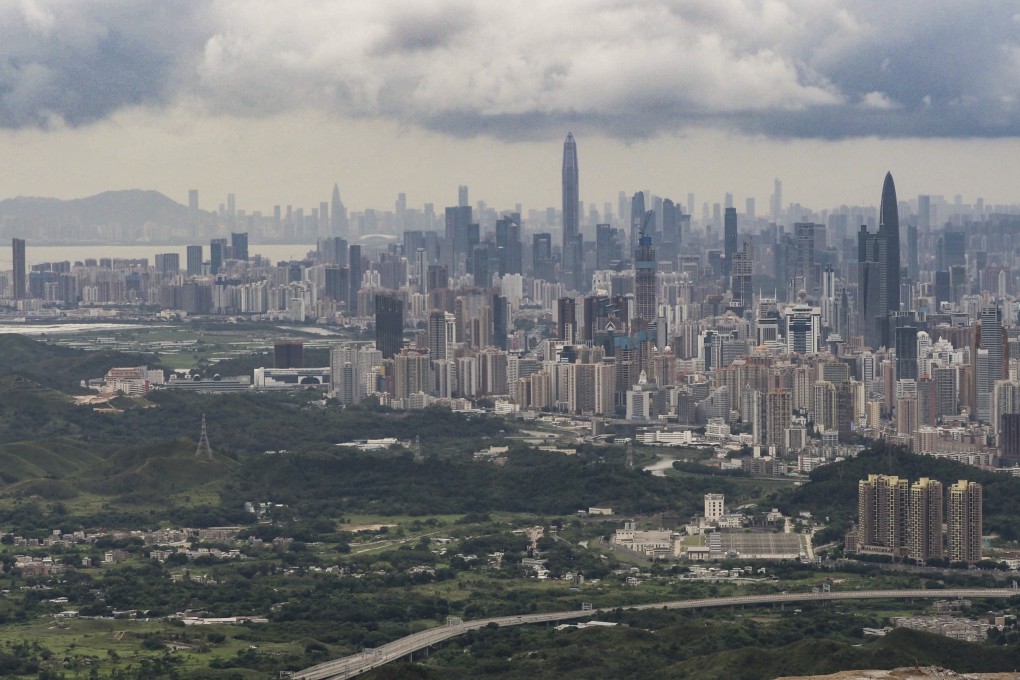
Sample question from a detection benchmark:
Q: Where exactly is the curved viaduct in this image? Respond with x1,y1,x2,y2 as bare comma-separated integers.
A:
293,588,1017,679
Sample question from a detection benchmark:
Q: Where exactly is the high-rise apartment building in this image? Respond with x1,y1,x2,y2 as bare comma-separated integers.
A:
857,474,909,552
427,310,456,361
908,478,943,564
947,480,982,564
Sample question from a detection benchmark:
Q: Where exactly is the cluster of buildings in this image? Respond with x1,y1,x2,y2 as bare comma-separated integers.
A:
611,494,805,561
847,474,983,564
9,134,1020,473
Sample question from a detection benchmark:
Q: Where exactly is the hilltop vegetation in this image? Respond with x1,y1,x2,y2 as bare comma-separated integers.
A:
784,443,1020,541
0,334,157,393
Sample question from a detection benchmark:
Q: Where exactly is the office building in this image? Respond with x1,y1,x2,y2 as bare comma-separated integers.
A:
879,172,901,314
375,294,404,359
723,207,737,277
331,183,347,236
11,238,25,300
349,244,362,315
230,232,249,261
561,133,581,290
634,233,656,324
186,245,203,277
274,340,304,369
630,191,645,253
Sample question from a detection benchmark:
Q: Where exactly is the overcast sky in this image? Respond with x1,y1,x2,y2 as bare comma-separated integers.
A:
3,0,1020,216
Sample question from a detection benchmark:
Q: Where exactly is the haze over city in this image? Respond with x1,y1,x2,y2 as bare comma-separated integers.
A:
3,1,1020,210
2,3,1020,680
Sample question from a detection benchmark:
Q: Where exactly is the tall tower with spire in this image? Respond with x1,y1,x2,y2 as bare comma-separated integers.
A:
561,133,581,290
330,183,348,237
879,171,900,313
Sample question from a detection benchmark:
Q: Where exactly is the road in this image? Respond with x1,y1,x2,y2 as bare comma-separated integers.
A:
291,587,1017,679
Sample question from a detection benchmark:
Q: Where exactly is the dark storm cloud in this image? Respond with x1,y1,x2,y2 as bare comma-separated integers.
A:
0,2,209,128
7,0,1020,140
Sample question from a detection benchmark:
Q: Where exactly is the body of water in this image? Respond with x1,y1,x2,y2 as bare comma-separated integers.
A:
0,244,318,270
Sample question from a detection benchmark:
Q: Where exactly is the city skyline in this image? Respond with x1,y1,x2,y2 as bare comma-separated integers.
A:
5,3,1020,213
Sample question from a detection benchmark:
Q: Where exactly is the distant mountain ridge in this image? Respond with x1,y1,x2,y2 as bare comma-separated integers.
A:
0,189,216,232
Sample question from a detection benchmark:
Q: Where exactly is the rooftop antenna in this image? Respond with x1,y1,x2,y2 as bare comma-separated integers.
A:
195,414,213,460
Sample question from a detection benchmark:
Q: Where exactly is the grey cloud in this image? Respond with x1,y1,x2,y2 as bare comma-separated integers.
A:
5,0,1020,141
0,2,209,128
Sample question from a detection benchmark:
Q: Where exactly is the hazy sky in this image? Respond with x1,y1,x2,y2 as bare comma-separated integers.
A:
3,0,1020,216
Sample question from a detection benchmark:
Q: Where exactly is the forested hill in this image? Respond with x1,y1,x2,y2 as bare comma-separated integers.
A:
0,334,156,392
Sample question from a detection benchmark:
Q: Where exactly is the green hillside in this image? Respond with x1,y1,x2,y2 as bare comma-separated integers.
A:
0,333,157,392
79,437,237,500
784,443,1020,541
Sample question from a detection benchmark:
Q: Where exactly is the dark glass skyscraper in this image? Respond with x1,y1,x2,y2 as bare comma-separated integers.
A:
11,238,25,300
561,133,581,290
879,171,900,313
375,294,404,359
857,172,901,349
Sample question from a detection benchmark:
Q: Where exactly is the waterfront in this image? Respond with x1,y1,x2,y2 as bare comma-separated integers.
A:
0,243,317,270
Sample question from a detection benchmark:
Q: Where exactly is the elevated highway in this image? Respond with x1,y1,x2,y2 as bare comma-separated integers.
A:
292,587,1017,679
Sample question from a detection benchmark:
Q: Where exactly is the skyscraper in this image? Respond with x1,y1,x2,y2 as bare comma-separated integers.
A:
634,232,656,324
629,191,645,253
230,232,249,261
186,245,203,277
857,172,901,349
348,244,362,315
947,480,982,564
330,183,348,237
11,238,25,300
908,478,943,564
561,133,581,290
375,294,404,359
723,207,737,277
879,172,901,313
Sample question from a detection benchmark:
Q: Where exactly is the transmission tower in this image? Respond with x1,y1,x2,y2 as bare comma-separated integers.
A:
626,440,634,470
195,413,213,460
413,435,424,463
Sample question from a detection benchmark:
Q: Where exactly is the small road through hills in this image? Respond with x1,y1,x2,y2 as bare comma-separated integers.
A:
292,587,1017,679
